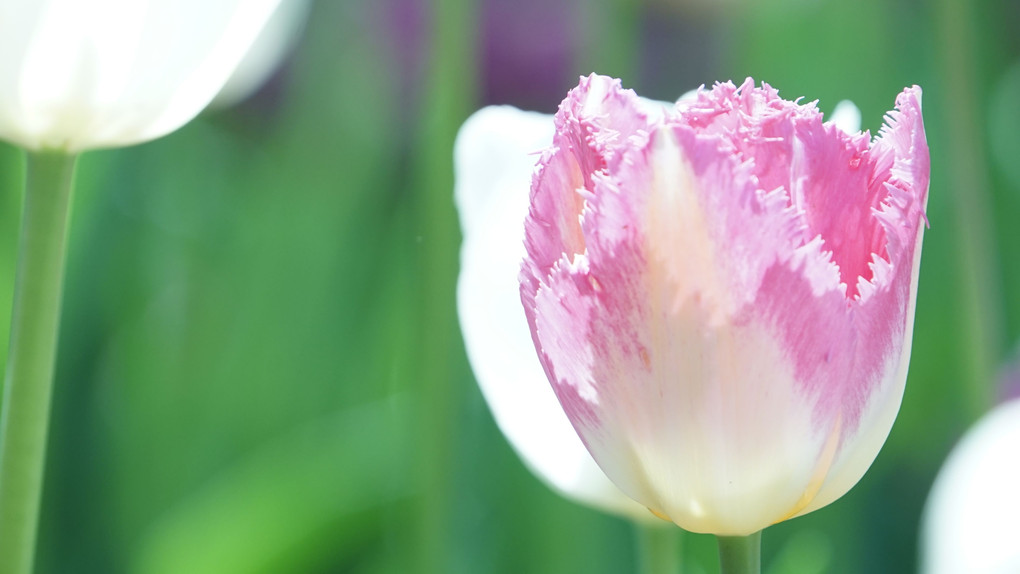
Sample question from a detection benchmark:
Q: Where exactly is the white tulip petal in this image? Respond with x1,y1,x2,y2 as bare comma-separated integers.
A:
0,0,282,151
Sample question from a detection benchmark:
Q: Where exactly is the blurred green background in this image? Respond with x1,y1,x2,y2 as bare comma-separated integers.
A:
0,0,1015,571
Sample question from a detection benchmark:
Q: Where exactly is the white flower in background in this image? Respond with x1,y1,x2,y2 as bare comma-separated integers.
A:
0,0,283,152
829,99,862,135
922,398,1020,574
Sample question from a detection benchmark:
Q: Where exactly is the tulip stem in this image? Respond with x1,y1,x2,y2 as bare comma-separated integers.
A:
636,524,682,574
935,0,1004,418
716,531,761,574
0,150,78,574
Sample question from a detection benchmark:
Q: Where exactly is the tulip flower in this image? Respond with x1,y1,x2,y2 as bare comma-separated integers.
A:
0,0,282,152
457,90,869,574
456,98,862,521
922,398,1020,574
519,74,929,556
0,3,282,573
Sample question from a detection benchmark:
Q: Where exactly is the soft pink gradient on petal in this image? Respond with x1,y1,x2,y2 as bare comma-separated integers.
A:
522,76,653,285
521,76,929,534
521,75,663,405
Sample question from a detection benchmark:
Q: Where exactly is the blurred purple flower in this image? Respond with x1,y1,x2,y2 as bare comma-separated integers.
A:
381,0,429,101
998,347,1020,402
480,0,576,110
378,0,575,111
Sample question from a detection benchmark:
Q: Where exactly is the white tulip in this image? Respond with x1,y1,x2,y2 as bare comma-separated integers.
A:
0,0,282,152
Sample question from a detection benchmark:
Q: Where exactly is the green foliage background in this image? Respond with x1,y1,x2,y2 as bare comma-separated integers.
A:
0,0,1015,572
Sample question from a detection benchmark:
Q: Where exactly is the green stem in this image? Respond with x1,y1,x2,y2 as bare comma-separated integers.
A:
636,523,682,574
0,151,78,574
717,531,762,574
409,0,475,571
576,0,639,80
935,0,1003,420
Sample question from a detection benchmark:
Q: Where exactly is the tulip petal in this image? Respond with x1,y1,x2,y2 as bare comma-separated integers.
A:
531,121,832,534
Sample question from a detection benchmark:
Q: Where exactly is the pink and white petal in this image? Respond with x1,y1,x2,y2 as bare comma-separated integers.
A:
661,81,925,429
801,183,928,514
522,139,587,303
745,255,900,520
751,86,929,516
554,74,659,177
454,106,650,518
870,86,930,266
522,75,663,346
532,125,843,534
523,75,657,281
680,80,889,300
534,241,830,536
524,78,929,534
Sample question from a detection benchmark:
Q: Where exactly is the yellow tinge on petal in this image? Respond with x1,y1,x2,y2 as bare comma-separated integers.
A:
777,412,843,523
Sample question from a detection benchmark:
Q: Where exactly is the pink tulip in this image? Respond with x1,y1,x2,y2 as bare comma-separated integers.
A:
520,75,929,535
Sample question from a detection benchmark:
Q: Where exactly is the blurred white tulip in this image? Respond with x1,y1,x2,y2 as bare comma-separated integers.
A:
0,0,282,151
829,100,862,134
922,398,1020,574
